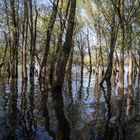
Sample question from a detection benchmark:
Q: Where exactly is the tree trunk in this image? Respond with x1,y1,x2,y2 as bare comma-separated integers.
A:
77,38,84,97
53,0,76,89
49,0,70,83
22,0,28,80
138,57,140,102
67,47,74,102
117,0,125,118
95,47,99,74
87,31,92,73
100,14,117,84
126,48,133,116
0,32,8,76
39,0,60,81
29,0,38,78
4,0,12,78
126,25,133,117
113,50,119,75
10,0,18,78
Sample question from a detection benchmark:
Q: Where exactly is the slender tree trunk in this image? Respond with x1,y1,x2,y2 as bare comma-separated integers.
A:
4,0,12,78
49,0,70,83
10,0,18,78
77,38,84,96
133,61,137,79
29,0,38,78
113,50,119,75
67,47,74,102
0,32,8,75
117,0,125,118
39,0,60,81
53,0,76,89
97,2,104,75
22,0,28,80
100,14,118,84
29,0,34,77
126,25,133,116
138,57,140,102
87,31,92,73
95,47,99,74
126,49,133,116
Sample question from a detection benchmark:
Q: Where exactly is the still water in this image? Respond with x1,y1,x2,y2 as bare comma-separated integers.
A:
0,67,140,140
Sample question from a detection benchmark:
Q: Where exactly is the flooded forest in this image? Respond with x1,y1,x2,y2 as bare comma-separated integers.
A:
0,0,140,140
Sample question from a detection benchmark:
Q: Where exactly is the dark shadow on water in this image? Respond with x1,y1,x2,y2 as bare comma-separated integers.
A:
26,78,37,139
85,71,92,100
100,81,114,140
20,80,30,139
100,80,125,140
1,71,140,140
39,84,55,139
94,74,102,124
67,67,73,104
6,79,18,139
51,86,71,140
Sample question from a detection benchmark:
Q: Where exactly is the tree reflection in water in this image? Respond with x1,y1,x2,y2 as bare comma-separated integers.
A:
6,79,18,139
40,83,55,139
100,80,125,140
51,86,71,140
1,69,140,140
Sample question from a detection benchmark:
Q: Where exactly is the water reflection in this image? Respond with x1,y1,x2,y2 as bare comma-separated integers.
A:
67,66,73,104
51,87,71,140
40,85,55,139
6,79,18,139
94,74,102,123
85,71,92,100
20,80,29,139
20,79,37,139
27,78,37,139
0,68,140,140
100,80,126,140
77,65,84,100
101,81,113,140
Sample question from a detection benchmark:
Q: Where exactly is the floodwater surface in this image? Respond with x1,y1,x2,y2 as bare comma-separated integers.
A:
0,67,140,140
